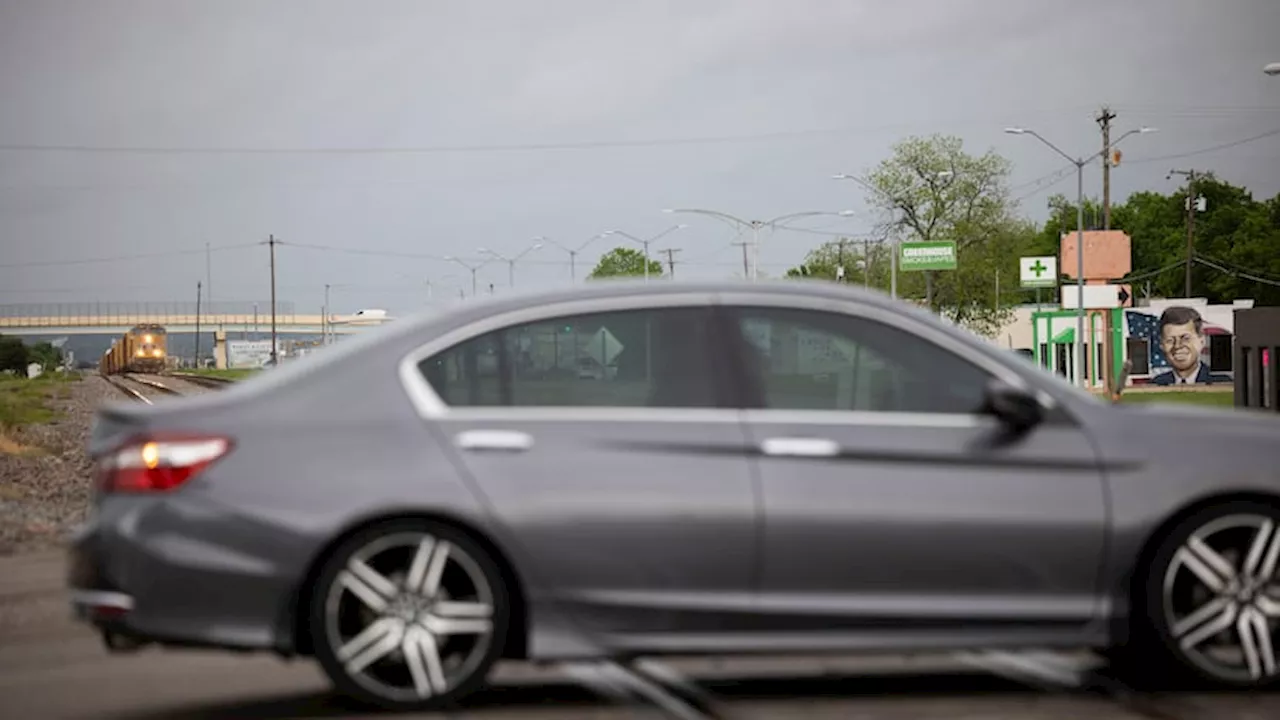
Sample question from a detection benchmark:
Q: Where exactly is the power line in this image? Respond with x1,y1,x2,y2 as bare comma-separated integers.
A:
1194,251,1280,281
1010,162,1076,193
1110,258,1187,284
1126,127,1280,165
0,242,259,269
0,109,1101,157
1193,254,1280,288
282,241,448,261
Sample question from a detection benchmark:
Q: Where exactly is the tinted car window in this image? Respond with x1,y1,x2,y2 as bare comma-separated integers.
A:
419,332,504,406
728,307,990,414
420,306,721,408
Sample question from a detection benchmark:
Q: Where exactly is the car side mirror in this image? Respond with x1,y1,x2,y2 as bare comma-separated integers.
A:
984,379,1043,432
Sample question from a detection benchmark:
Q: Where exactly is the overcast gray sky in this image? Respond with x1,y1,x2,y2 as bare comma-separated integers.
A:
2,0,1278,316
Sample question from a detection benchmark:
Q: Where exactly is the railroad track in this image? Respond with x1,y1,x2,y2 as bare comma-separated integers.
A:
122,373,182,396
103,374,185,404
103,376,152,405
167,372,235,389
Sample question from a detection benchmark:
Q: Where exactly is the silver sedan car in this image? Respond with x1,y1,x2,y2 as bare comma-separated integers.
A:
69,280,1280,711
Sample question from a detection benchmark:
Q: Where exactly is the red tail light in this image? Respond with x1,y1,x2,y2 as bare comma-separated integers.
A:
96,437,231,493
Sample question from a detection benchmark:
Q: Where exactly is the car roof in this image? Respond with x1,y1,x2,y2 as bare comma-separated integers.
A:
396,278,909,328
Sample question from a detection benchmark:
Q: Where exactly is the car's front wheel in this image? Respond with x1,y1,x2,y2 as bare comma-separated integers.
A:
309,519,509,711
1143,500,1280,688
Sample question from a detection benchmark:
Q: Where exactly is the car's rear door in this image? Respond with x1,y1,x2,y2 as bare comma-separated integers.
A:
399,292,760,653
717,294,1108,646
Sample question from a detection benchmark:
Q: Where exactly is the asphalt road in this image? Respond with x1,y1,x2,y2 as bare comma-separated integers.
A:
2,550,1277,720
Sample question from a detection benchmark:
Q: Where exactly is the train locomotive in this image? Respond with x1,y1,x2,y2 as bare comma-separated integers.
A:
100,324,169,375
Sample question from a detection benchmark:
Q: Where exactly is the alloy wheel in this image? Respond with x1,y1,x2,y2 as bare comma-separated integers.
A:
1162,512,1280,684
319,529,500,705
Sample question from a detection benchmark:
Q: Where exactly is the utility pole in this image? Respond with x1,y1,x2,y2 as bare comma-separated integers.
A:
323,283,331,345
194,281,202,369
731,242,751,278
1097,106,1117,229
204,241,214,316
863,239,871,287
835,238,848,283
268,234,278,365
660,248,681,278
1169,169,1200,298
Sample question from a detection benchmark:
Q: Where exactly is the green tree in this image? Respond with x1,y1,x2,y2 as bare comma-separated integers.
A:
786,238,892,288
587,247,665,280
0,335,29,374
1042,175,1280,305
862,134,1032,336
27,342,62,371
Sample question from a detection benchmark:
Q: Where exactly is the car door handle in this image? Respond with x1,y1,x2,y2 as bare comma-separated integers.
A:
760,437,841,458
455,430,534,452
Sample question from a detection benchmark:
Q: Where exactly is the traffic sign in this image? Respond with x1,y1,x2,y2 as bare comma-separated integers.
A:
1019,256,1057,288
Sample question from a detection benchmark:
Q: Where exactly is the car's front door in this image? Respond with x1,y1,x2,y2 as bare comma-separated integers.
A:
719,298,1108,647
404,295,759,652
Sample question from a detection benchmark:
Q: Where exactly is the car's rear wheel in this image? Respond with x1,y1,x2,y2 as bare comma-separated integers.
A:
1143,501,1280,688
309,519,509,711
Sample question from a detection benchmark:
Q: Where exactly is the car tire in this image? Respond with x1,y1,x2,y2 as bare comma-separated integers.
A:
309,518,510,711
1136,500,1280,689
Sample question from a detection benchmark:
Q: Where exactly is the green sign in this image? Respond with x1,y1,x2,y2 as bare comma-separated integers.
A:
1019,255,1058,288
899,241,957,271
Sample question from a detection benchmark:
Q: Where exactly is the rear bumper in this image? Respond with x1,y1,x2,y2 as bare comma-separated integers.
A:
67,525,130,619
65,497,295,655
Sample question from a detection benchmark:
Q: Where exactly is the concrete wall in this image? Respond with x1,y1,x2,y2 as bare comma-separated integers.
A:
988,305,1052,351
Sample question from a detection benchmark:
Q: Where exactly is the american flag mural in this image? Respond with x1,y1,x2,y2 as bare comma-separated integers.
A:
1125,310,1170,373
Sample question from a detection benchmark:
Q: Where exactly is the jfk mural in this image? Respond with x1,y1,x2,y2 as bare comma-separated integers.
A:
1150,306,1231,386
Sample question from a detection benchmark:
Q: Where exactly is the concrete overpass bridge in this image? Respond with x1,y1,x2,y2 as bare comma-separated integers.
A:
0,302,393,337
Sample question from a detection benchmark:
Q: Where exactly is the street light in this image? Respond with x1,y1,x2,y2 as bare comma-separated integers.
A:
540,233,605,283
443,255,492,297
1004,125,1155,388
832,171,952,299
399,272,461,305
601,225,687,283
479,241,543,289
1265,62,1280,76
661,209,854,280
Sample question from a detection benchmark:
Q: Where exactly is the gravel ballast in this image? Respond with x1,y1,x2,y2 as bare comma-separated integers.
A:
0,374,220,555
0,375,124,554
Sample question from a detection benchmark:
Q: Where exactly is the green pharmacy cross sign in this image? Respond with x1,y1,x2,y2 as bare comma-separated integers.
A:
1019,255,1058,289
899,241,958,271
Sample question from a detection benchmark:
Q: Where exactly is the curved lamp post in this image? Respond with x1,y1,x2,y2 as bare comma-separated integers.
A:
479,241,543,289
539,234,605,283
661,210,853,280
1003,125,1155,388
601,225,687,283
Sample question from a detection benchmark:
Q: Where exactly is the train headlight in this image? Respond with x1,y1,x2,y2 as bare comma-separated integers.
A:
152,349,163,357
143,335,153,343
135,350,146,357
